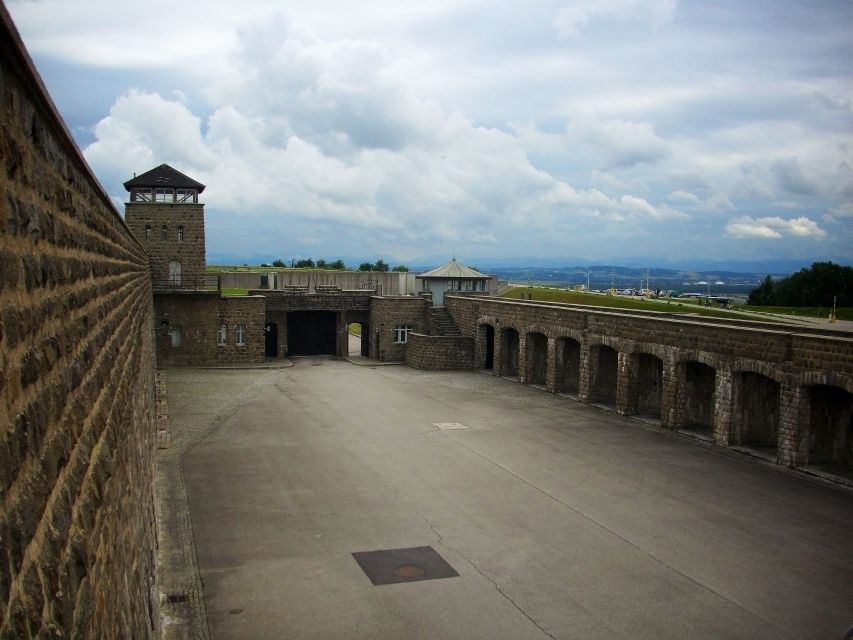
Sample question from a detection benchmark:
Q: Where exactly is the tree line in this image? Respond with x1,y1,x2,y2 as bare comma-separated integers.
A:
748,261,852,307
261,258,409,272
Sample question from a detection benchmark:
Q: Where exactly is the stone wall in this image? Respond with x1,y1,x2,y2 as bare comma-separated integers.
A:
444,295,853,472
125,202,206,289
227,270,418,295
1,9,158,637
154,293,266,365
406,334,474,370
369,297,428,362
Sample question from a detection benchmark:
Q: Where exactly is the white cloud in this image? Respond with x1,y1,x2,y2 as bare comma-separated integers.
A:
725,216,826,239
828,202,853,218
554,0,677,39
566,116,670,169
10,0,853,262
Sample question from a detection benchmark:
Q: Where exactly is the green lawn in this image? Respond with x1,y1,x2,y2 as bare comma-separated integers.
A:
220,287,249,296
347,323,362,336
500,287,765,321
733,305,853,321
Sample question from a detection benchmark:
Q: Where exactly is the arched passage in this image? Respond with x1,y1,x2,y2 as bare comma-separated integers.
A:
555,337,580,394
500,328,520,377
683,361,716,430
733,372,780,450
526,332,548,385
347,322,370,357
479,323,495,370
635,353,663,417
807,385,853,470
589,344,618,405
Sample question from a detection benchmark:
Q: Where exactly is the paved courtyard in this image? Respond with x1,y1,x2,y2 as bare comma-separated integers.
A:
166,359,853,640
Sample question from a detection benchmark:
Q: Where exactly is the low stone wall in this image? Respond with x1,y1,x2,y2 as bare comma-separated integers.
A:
1,8,158,637
406,333,474,370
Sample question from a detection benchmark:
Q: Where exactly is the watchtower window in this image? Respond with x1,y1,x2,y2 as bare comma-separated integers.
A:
131,188,153,202
177,226,184,242
176,188,197,203
144,225,151,240
161,225,168,240
155,188,174,202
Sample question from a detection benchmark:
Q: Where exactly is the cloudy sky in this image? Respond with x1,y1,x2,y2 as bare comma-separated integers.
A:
7,0,853,266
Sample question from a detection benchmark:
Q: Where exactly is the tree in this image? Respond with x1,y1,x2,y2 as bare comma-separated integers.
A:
329,259,346,270
747,262,853,307
358,262,374,271
294,258,315,268
374,259,389,272
272,259,285,268
316,259,328,269
392,265,409,272
748,275,775,305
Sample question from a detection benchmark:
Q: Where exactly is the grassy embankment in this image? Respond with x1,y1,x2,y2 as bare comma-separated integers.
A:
732,305,853,321
501,287,766,321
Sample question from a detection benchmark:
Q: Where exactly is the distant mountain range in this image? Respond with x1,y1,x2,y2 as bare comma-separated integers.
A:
208,251,844,278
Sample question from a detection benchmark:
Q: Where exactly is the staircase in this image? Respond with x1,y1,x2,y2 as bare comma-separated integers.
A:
429,306,462,336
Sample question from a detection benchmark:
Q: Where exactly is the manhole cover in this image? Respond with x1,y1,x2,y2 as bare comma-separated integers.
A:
394,565,426,578
352,546,458,585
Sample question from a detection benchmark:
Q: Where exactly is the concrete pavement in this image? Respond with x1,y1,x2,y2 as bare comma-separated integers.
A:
169,360,853,639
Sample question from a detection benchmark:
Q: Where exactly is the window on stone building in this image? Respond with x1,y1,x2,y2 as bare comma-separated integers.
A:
464,280,473,291
155,188,174,202
176,188,197,203
393,325,413,344
171,326,182,347
177,226,184,242
217,323,227,346
132,188,153,202
161,225,168,240
168,261,182,286
144,225,151,240
447,280,461,291
236,324,247,346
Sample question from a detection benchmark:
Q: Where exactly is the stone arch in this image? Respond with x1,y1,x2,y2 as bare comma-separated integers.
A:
796,371,853,396
499,326,520,378
588,342,618,405
477,322,496,370
800,371,853,473
555,335,581,394
633,352,664,418
520,323,557,340
730,358,787,385
678,360,717,431
731,370,782,450
525,330,549,385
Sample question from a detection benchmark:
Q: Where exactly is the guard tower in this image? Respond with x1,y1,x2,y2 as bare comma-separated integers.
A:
124,164,207,289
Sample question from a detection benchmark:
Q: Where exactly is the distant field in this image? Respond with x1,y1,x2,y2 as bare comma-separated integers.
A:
734,305,853,321
348,323,362,336
220,287,249,296
500,287,766,321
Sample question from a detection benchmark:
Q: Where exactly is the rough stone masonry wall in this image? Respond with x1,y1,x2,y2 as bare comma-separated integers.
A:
369,297,428,362
406,334,474,370
0,9,158,639
125,202,206,289
154,293,265,366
